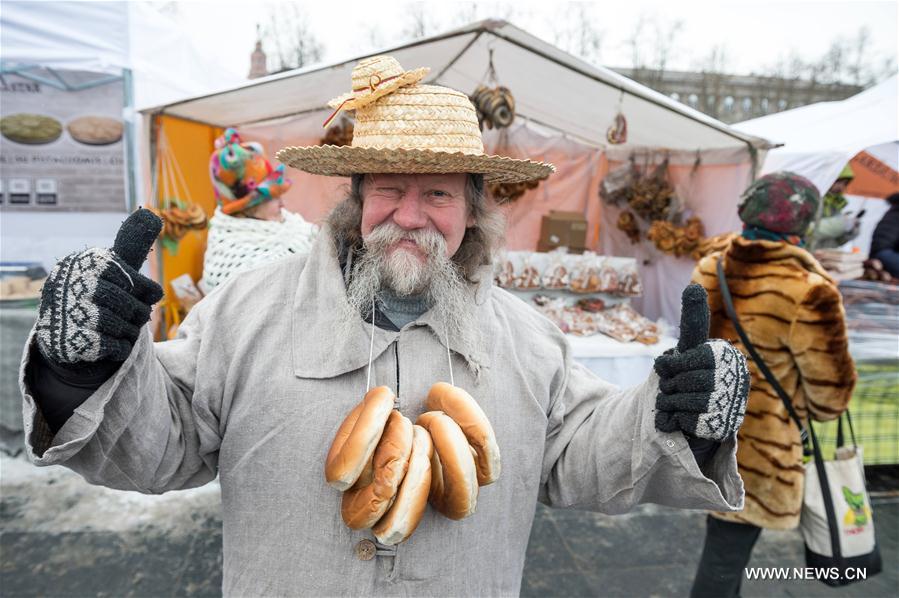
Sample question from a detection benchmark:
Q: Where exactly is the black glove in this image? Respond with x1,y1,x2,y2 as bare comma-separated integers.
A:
653,284,749,442
35,209,164,365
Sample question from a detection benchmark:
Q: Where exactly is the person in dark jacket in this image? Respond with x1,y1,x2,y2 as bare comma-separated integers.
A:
869,193,899,277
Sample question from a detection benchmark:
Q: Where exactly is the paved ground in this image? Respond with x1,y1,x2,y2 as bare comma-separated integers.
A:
521,500,897,597
1,454,896,597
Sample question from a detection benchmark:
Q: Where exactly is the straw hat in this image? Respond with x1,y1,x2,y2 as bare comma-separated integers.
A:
326,55,430,116
276,56,554,184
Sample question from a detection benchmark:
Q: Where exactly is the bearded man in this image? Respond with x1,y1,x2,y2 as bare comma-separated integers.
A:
22,56,750,597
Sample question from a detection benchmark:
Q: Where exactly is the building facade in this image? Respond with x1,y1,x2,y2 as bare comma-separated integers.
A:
612,68,863,123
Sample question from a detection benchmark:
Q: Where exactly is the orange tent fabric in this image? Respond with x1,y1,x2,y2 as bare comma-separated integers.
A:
846,151,899,198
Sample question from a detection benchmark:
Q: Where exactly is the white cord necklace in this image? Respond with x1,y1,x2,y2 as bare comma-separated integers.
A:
444,314,454,386
366,294,376,392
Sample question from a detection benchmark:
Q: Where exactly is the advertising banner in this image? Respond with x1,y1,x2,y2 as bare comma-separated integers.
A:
0,69,127,212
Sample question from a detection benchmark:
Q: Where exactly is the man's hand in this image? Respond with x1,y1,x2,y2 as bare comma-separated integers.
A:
35,209,164,365
653,284,749,442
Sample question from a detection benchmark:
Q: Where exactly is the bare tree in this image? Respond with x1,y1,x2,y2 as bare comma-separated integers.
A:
261,4,324,73
402,2,435,39
627,15,649,71
549,2,603,65
451,1,481,27
847,27,870,86
624,15,683,87
875,55,897,83
450,2,524,28
651,18,683,78
366,27,387,54
694,44,731,118
763,26,890,90
572,3,603,64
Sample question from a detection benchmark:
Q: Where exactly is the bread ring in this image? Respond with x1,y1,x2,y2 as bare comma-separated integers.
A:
372,424,434,545
340,410,414,529
416,411,478,520
426,382,501,486
324,386,395,491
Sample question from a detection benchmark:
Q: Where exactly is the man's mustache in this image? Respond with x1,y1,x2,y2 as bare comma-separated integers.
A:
364,223,446,257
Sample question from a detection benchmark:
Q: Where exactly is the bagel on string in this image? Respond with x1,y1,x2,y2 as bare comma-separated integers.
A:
416,411,478,520
341,410,414,530
426,382,501,486
372,424,434,545
324,386,395,491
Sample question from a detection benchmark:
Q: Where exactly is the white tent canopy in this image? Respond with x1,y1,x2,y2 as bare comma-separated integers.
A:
735,75,898,194
0,0,244,110
149,20,772,155
0,1,244,270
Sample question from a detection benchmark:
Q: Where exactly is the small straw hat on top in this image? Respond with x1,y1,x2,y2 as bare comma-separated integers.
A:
276,56,554,184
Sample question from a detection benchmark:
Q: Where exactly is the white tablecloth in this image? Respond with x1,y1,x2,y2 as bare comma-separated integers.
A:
569,334,676,389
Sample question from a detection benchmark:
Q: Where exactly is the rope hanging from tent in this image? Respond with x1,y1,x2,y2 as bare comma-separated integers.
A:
606,89,628,145
470,47,516,131
469,46,548,204
148,126,207,255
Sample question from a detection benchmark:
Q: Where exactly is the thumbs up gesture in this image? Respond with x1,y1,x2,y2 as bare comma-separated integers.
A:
653,284,750,442
35,209,165,365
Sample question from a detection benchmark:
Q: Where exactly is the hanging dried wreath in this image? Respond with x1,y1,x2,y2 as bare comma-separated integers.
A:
320,116,354,146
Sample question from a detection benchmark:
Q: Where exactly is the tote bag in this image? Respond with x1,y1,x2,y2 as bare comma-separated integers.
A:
801,415,882,585
716,257,881,586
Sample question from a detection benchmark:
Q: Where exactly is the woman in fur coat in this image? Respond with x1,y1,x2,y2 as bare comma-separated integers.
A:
689,172,857,597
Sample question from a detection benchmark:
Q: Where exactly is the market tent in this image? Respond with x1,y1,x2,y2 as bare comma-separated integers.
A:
142,20,773,323
155,20,768,152
0,1,243,271
735,76,897,193
735,76,898,254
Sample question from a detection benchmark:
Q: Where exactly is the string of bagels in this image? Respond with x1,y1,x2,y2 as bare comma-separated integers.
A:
325,300,501,546
325,383,500,546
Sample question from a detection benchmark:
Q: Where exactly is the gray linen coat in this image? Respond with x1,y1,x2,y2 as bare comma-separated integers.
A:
21,227,744,597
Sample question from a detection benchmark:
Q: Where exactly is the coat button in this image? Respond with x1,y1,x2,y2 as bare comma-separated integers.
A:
355,539,376,561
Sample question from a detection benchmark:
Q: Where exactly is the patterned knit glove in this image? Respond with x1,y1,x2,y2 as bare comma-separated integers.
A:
653,284,750,442
35,209,164,365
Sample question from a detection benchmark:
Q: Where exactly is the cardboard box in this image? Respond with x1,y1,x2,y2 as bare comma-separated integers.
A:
537,210,588,252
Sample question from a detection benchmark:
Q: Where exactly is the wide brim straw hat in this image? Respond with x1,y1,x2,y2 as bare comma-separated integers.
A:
276,56,554,184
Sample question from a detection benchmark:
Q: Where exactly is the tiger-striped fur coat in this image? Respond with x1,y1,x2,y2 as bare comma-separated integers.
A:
692,235,856,529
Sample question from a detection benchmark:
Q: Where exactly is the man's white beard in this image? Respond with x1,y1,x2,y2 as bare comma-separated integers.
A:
344,222,477,353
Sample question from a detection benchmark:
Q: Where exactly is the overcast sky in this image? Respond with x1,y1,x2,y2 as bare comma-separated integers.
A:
171,0,897,79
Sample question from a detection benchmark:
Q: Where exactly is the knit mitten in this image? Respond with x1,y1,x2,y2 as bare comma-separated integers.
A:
653,284,750,442
35,209,164,365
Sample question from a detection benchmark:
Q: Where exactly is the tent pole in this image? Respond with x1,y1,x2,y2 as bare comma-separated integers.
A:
123,68,136,212
429,31,484,84
149,114,166,332
515,113,606,150
236,106,329,128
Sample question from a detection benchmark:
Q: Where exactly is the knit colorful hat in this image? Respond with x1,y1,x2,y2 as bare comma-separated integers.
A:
738,171,820,235
210,128,291,215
